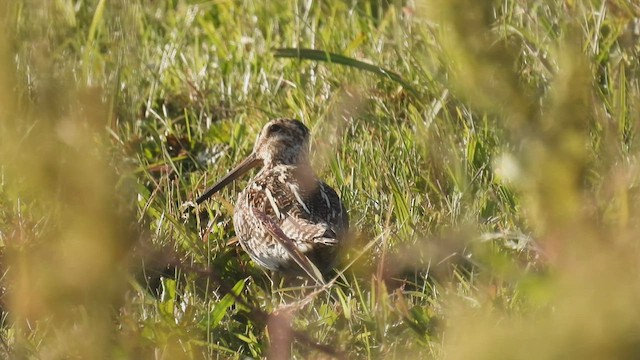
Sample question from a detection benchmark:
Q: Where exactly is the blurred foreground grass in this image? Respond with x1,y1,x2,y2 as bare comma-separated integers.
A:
1,0,640,358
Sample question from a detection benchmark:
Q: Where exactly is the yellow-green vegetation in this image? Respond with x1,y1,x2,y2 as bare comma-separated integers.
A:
1,0,640,358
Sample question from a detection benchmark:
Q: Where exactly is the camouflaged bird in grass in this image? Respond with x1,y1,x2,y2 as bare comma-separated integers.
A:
197,119,349,283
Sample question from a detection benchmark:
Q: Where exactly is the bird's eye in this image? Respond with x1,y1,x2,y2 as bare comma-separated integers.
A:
268,124,283,134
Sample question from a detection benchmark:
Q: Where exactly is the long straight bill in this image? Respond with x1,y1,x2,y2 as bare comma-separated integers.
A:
196,153,261,205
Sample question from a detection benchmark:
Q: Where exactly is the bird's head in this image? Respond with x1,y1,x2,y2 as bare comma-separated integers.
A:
195,119,311,204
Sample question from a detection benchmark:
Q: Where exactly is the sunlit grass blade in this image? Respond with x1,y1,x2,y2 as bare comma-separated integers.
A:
273,47,420,98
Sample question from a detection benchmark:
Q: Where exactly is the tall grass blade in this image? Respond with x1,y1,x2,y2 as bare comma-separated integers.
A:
274,47,420,98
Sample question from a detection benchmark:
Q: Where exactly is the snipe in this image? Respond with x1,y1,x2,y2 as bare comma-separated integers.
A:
196,119,348,283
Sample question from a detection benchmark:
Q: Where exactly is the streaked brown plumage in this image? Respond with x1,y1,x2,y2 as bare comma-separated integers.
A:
196,119,348,279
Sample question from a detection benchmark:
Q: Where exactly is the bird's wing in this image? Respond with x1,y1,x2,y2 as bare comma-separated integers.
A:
310,182,349,235
280,215,334,244
251,207,326,285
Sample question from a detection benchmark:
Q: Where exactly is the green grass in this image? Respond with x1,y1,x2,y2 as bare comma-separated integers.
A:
1,0,640,358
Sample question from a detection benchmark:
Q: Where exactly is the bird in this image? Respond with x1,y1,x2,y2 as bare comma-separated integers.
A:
196,119,348,283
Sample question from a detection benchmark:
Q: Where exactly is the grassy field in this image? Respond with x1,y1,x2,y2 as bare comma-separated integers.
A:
1,0,640,358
